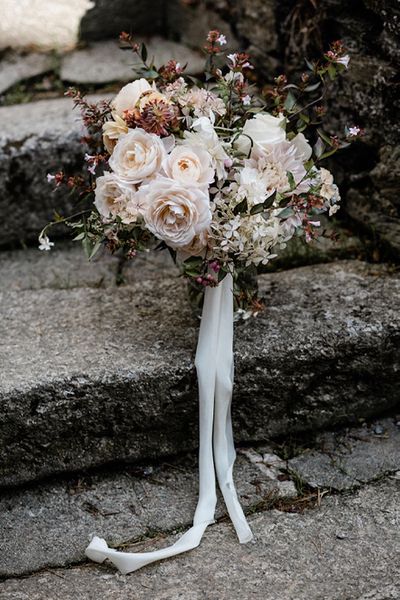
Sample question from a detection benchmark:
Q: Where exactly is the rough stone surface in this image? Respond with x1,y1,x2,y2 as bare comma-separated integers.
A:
0,95,107,247
0,242,119,290
0,450,293,578
220,0,400,257
1,479,399,599
79,0,164,41
61,38,205,84
1,259,400,487
0,52,54,95
289,417,400,491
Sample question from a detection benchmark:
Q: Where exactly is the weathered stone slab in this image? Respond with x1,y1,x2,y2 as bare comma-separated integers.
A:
61,39,205,84
289,417,400,491
0,94,107,247
0,242,119,290
1,479,399,599
0,98,79,247
0,52,54,95
1,260,399,487
0,451,292,578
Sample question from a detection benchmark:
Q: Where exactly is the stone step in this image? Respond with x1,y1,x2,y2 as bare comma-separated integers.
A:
0,95,99,247
1,476,399,599
1,254,399,487
0,415,397,579
60,38,205,85
0,446,296,578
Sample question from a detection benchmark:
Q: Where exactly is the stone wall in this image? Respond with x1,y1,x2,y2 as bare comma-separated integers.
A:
203,0,400,258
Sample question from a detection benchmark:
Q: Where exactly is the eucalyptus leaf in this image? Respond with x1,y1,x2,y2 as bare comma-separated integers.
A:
277,206,294,219
304,82,321,92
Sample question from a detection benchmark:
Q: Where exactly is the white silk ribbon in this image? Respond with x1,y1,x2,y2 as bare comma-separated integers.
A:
85,273,253,574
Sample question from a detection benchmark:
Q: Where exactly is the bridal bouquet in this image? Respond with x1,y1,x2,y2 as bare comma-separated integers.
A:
40,33,359,311
40,33,360,574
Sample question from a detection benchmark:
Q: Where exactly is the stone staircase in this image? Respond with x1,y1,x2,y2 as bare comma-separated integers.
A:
1,36,400,600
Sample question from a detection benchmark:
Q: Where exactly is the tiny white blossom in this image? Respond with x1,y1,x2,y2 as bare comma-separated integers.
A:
242,95,251,106
336,54,350,68
46,173,55,183
217,34,227,45
348,126,361,136
38,235,54,251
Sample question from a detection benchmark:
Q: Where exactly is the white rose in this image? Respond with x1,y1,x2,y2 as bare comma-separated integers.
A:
182,117,229,181
291,132,312,162
140,177,211,248
112,79,152,117
102,113,129,154
163,145,214,187
94,172,142,224
236,113,286,155
109,128,167,184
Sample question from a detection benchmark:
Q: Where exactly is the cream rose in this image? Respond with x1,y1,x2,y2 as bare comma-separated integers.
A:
102,114,129,154
139,177,211,248
94,172,142,224
163,145,214,187
109,128,167,183
291,132,312,162
178,229,210,260
112,78,152,117
236,112,286,155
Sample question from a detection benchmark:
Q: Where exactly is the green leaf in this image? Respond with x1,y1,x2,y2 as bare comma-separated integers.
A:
73,232,85,241
287,171,296,191
319,148,338,160
218,269,228,283
305,58,314,71
184,256,204,268
185,269,201,278
314,137,325,158
233,198,248,215
327,64,337,80
304,82,321,92
284,91,296,111
141,43,148,63
317,128,332,145
264,192,276,209
142,69,159,79
250,203,265,215
277,207,294,219
89,240,102,260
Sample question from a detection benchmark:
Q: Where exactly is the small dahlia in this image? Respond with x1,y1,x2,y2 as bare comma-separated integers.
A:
137,99,179,136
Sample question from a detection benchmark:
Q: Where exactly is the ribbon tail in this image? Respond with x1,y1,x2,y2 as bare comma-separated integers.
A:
213,273,253,544
84,276,223,574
